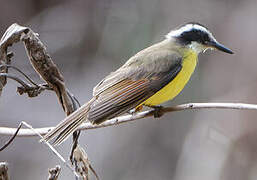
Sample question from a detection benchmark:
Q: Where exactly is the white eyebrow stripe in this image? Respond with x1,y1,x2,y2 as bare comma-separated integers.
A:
166,24,193,38
165,23,210,39
193,24,208,33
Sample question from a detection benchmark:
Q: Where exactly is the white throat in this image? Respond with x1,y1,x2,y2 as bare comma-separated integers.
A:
188,42,208,54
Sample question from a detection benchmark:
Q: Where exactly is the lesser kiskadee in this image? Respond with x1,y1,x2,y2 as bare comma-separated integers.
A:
43,22,233,145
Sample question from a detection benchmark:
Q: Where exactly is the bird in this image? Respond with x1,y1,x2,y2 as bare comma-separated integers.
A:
43,22,233,145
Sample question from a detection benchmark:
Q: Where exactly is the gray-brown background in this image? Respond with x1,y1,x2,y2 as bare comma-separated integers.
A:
0,0,257,179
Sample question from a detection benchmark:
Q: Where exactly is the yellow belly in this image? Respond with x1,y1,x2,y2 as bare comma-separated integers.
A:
143,50,198,106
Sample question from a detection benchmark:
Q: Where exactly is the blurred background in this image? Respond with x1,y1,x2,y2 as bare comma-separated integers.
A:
0,0,257,179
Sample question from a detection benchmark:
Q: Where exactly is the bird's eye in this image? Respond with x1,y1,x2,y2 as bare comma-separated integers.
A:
201,35,210,44
203,34,210,42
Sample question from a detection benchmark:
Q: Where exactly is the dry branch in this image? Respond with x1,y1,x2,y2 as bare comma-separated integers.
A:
0,23,28,96
0,23,74,113
0,102,257,137
0,23,95,179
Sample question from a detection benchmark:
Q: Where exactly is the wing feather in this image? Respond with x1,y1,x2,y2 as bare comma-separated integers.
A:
88,50,183,124
43,47,184,145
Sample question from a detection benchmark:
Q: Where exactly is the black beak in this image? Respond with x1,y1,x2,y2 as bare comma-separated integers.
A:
208,41,234,54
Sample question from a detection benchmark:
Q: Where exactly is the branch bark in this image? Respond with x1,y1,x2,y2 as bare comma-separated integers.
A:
0,102,257,137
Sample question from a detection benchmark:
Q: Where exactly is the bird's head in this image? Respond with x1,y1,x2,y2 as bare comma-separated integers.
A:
166,22,233,54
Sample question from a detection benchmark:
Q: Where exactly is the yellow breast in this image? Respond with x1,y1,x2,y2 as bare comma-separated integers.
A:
143,49,198,106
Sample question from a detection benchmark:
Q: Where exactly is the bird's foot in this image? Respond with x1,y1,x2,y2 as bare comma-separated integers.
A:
146,105,164,118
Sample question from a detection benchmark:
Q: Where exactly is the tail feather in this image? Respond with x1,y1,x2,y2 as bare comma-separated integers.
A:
42,98,95,145
52,116,85,146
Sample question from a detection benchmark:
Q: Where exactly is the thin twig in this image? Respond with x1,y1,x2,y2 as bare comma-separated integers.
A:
0,122,22,151
66,89,81,108
20,121,79,178
0,73,31,89
0,64,39,86
0,73,50,97
0,102,257,137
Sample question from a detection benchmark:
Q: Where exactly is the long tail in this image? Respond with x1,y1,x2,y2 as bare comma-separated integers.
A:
42,98,95,146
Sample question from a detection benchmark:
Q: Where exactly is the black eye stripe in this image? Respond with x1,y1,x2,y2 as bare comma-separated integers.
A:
177,29,210,45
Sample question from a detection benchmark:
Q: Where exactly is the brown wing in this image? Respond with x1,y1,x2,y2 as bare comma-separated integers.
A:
88,50,182,124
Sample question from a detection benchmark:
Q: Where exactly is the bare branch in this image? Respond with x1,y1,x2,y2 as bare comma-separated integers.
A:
0,162,9,180
0,102,257,137
0,73,31,89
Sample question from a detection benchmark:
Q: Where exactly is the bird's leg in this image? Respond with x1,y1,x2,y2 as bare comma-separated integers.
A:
145,105,164,118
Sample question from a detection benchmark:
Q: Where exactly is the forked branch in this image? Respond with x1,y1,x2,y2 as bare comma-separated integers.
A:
0,23,95,179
